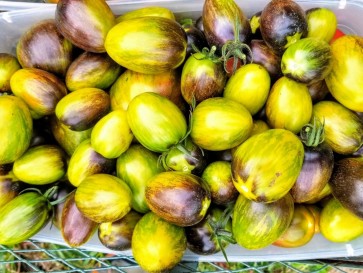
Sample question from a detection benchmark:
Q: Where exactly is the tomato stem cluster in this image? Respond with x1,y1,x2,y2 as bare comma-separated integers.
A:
300,117,325,147
220,17,253,74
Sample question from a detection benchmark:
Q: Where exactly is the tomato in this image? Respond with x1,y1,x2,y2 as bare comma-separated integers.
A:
320,197,363,243
13,145,67,185
325,35,363,112
67,139,114,187
98,210,142,251
306,7,337,43
61,191,98,247
0,190,53,245
109,69,184,112
265,76,312,134
312,101,363,155
126,92,187,153
224,57,242,77
190,97,253,151
181,49,227,104
281,38,332,85
116,144,164,214
116,6,175,23
232,129,304,203
91,110,133,159
132,212,186,272
185,206,233,255
223,63,271,115
232,193,294,250
145,171,211,227
0,95,32,165
273,205,315,248
75,174,132,223
105,17,187,74
329,28,345,44
201,161,238,205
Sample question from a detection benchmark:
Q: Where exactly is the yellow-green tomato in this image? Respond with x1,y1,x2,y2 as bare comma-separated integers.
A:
320,197,363,243
116,144,164,214
67,139,114,187
132,212,186,272
273,205,316,248
312,101,363,155
266,76,312,134
105,16,187,74
13,145,67,185
0,53,21,92
75,174,132,223
306,8,337,43
91,110,133,159
190,97,253,151
116,6,175,23
223,63,271,115
250,120,270,136
0,95,32,165
325,35,363,112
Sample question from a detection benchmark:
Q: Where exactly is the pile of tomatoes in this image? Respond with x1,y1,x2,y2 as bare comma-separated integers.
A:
0,0,362,271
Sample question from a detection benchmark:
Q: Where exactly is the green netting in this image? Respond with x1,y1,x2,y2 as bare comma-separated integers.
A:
0,240,362,273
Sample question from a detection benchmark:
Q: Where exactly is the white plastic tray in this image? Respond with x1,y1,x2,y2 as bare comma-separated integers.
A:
1,0,363,262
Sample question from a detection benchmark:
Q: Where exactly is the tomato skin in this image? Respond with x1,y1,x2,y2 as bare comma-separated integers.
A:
232,129,304,203
320,197,363,243
132,212,186,273
181,52,227,104
105,17,187,74
325,35,363,112
190,97,253,151
116,144,164,214
91,110,133,159
185,206,232,255
232,193,294,250
145,171,211,227
290,141,334,204
110,69,184,112
75,174,132,223
126,92,187,153
224,63,271,115
202,0,251,51
265,76,312,134
306,7,337,43
98,210,142,251
312,101,363,155
329,28,345,44
201,161,238,205
273,205,315,248
116,6,175,23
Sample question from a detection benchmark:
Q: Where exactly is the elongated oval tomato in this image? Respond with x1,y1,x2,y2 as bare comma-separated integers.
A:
232,129,304,203
0,95,32,165
312,101,363,155
132,212,186,272
232,193,294,250
127,92,187,153
325,35,363,112
190,97,253,151
105,16,187,74
223,63,270,115
91,110,133,159
265,76,312,134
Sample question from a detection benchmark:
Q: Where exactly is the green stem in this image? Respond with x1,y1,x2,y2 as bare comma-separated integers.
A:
300,117,325,147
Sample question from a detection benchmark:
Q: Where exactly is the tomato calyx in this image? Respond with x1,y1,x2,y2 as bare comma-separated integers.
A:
191,44,221,64
300,117,325,147
207,203,236,263
221,18,252,75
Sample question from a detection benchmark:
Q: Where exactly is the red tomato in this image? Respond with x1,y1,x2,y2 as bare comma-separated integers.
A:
329,28,345,44
225,57,242,77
